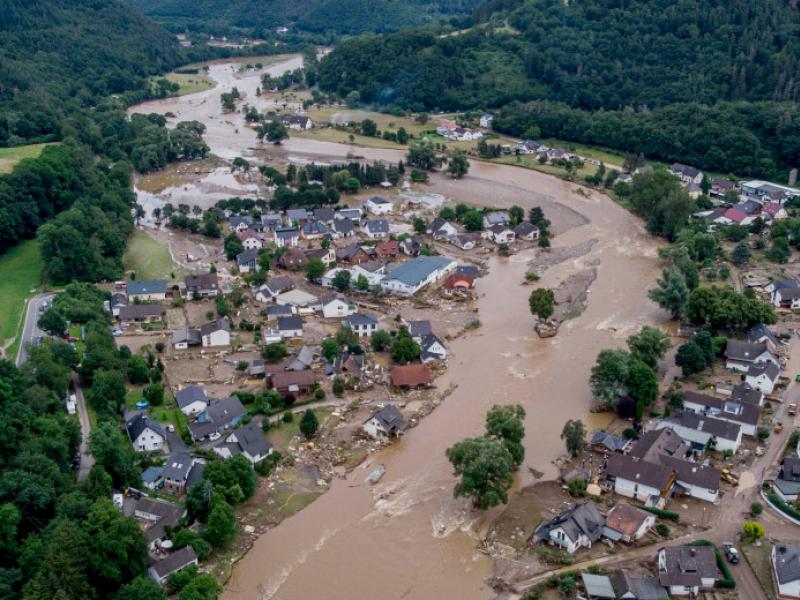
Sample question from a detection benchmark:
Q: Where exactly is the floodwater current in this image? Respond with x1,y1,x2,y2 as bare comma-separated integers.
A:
131,56,669,600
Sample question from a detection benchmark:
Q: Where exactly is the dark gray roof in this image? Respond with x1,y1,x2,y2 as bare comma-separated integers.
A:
188,420,217,440
314,208,336,222
185,272,218,292
456,265,479,278
125,413,164,442
262,276,294,296
682,391,760,426
364,219,389,233
669,163,701,178
748,324,781,346
333,218,355,234
726,339,771,362
275,227,299,240
590,430,630,452
629,428,688,461
383,256,454,287
118,304,161,320
367,195,391,205
286,208,310,221
237,248,259,266
747,361,780,381
781,458,800,484
229,215,253,227
172,328,201,346
229,422,273,457
612,571,668,600
658,545,717,587
175,385,207,409
200,317,230,337
408,320,432,338
663,410,741,442
659,455,721,492
267,304,294,317
606,454,674,491
127,280,166,296
161,451,194,482
346,313,378,327
186,462,206,489
533,502,605,545
514,221,539,235
151,546,197,580
366,405,407,433
278,315,303,331
206,397,246,426
731,383,763,405
420,334,446,360
774,544,800,584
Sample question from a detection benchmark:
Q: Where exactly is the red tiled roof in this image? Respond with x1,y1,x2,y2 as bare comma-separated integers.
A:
390,364,432,387
723,208,746,224
444,274,474,289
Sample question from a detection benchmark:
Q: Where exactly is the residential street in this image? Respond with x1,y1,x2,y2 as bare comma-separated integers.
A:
15,292,54,367
71,371,94,481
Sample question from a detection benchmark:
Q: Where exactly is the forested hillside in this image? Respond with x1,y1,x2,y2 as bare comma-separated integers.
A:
129,0,482,36
0,0,181,145
318,0,800,177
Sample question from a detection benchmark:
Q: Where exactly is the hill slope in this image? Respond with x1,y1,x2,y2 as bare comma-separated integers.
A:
0,0,181,144
129,0,483,36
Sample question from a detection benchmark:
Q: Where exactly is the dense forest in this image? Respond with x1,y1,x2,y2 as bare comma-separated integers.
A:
318,0,800,177
129,0,481,37
0,0,182,145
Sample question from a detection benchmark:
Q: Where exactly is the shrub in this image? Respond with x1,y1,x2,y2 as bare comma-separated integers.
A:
640,506,679,522
757,427,770,440
655,523,670,537
566,477,587,498
314,387,326,400
282,410,293,423
751,501,763,516
332,376,345,397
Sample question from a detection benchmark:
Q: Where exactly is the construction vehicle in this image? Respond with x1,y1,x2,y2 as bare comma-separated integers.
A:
775,420,784,433
788,403,797,416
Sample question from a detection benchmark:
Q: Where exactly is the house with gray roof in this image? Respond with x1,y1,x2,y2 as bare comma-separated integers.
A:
532,502,605,554
657,545,717,595
190,397,245,440
482,211,510,228
655,410,742,454
125,413,166,453
331,217,355,238
273,227,299,247
118,304,162,325
682,390,761,436
286,208,310,223
174,385,208,417
261,213,284,230
725,339,779,372
127,280,167,301
149,546,198,586
336,208,362,223
344,313,379,336
200,317,230,347
774,458,800,502
161,451,198,494
255,276,295,303
171,328,201,350
278,315,303,339
420,334,447,362
612,570,668,600
590,430,631,454
514,221,540,241
229,215,254,231
214,422,273,464
287,346,316,371
380,255,457,296
184,272,219,298
746,361,781,394
580,573,616,599
363,405,408,440
236,248,260,273
773,543,800,599
363,218,390,239
408,320,432,340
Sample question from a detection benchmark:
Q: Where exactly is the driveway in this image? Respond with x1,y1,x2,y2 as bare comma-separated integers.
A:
15,292,55,367
71,371,95,481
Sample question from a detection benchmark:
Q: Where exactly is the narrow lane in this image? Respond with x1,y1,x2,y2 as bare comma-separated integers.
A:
15,292,54,366
71,371,94,481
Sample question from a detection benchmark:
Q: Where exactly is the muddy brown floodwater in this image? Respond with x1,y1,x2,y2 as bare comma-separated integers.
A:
131,59,670,600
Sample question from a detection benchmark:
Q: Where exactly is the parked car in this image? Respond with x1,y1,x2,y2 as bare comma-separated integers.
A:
111,328,123,336
209,432,221,441
723,543,739,564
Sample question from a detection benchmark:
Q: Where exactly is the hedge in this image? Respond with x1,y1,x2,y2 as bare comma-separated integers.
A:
689,540,735,588
767,493,800,521
640,506,680,522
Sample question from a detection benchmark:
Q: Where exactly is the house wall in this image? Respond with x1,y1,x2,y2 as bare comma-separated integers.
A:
613,478,661,503
676,480,718,503
133,429,164,452
634,515,656,540
547,527,580,554
366,202,392,215
747,373,777,394
130,292,166,302
363,418,387,439
778,580,800,599
322,301,354,318
203,330,230,347
667,584,700,596
180,401,207,417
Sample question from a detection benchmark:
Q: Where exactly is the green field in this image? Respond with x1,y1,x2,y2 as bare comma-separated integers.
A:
160,72,214,96
0,239,43,353
123,229,177,280
267,409,331,451
0,143,57,174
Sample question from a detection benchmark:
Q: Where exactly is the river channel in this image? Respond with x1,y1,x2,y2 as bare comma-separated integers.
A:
131,56,668,600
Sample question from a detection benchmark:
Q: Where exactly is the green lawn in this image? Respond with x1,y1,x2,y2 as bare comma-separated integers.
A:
67,325,85,357
123,229,177,280
267,409,331,451
159,72,214,96
494,154,598,180
0,239,44,353
0,143,57,174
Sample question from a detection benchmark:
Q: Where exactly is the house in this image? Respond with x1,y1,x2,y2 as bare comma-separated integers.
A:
118,304,162,325
655,410,742,454
486,224,515,244
336,208,362,223
261,213,285,230
449,233,480,250
282,114,313,130
715,207,748,226
149,546,198,586
389,364,432,389
380,256,457,296
255,276,294,303
313,207,336,226
682,390,760,436
773,458,800,502
275,289,319,312
331,217,356,238
531,502,605,554
659,455,721,503
748,323,783,351
184,273,219,298
278,248,307,270
174,385,208,417
482,211,510,229
773,544,800,599
420,334,447,362
375,240,400,258
710,177,737,197
612,570,668,600
400,236,423,255
306,247,336,266
236,248,260,273
764,202,789,220
766,278,799,295
201,317,230,347
214,422,273,464
775,287,800,309
427,217,458,239
731,382,764,406
668,163,704,185
229,215,253,231
321,293,357,318
408,320,432,340
237,229,262,250
479,113,493,128
110,292,127,317
301,220,328,240
364,196,393,215
277,315,303,339
630,428,689,462
327,352,364,379
161,451,198,494
589,430,631,454
725,339,779,371
140,466,163,491
287,345,316,371
248,359,266,377
273,227,300,247
120,495,184,549
363,219,390,239
657,545,717,596
746,361,781,394
605,454,675,504
336,243,372,264
580,573,616,599
514,221,540,241
191,397,246,440
363,405,408,440
268,369,316,395
603,504,655,543
127,280,167,302
266,304,296,320
344,313,379,337
171,328,201,350
125,413,166,452
742,180,800,201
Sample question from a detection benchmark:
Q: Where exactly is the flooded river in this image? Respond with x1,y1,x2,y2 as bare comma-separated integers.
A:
132,59,669,600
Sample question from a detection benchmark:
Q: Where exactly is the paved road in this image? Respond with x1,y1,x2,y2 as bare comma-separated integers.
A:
71,371,94,481
15,292,55,367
